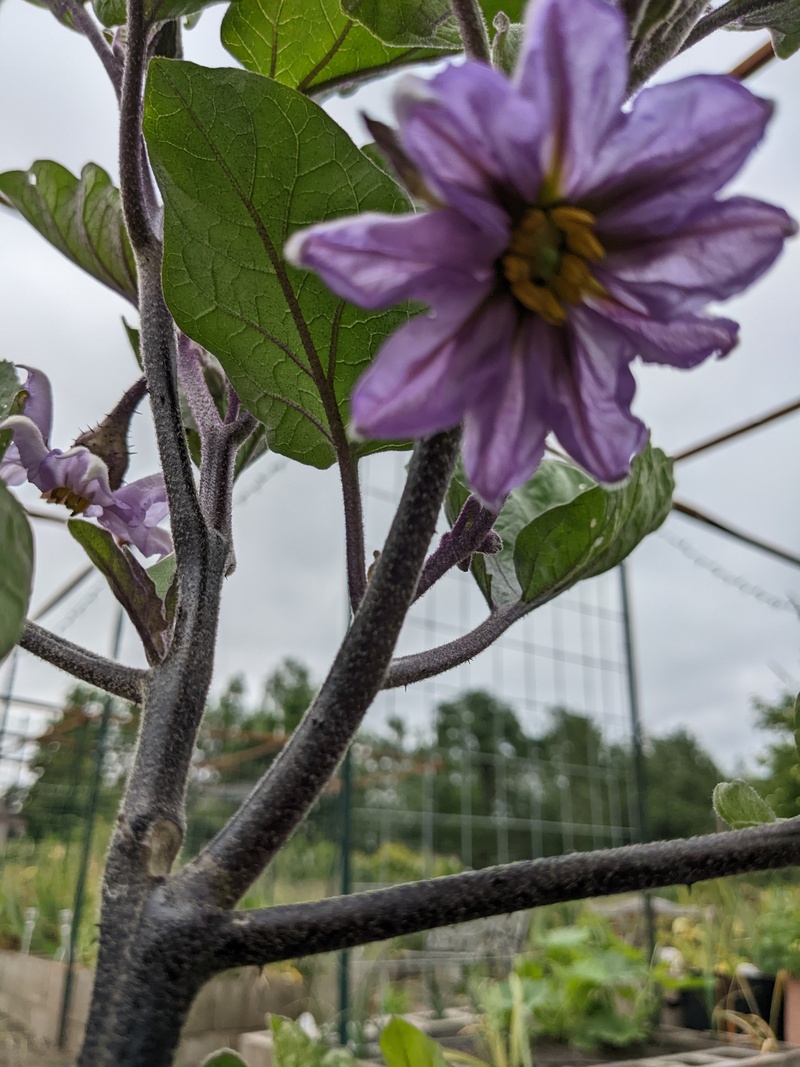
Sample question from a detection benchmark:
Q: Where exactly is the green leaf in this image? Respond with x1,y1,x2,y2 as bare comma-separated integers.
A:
147,552,177,628
92,0,222,29
482,0,526,25
222,0,442,96
342,0,525,50
379,1018,449,1067
730,0,800,57
341,0,461,48
68,520,169,665
0,362,23,466
514,445,674,605
0,362,22,422
793,691,800,760
143,60,414,469
234,422,269,478
123,319,143,371
199,1051,248,1067
445,460,594,609
713,779,779,829
0,162,137,302
0,484,34,665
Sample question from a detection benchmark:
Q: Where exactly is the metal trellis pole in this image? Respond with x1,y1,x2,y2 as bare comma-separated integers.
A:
619,562,656,959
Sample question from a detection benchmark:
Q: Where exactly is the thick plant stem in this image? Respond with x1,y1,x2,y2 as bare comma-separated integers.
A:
79,0,231,1061
205,819,800,967
176,429,461,907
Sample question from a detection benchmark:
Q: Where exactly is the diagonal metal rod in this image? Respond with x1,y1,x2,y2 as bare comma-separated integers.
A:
672,499,800,568
729,40,775,80
673,397,800,462
31,565,95,622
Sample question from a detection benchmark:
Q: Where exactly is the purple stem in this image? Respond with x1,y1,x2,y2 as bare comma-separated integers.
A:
51,0,123,99
203,818,800,968
449,0,491,61
414,495,499,602
175,429,461,908
20,621,145,703
385,600,527,687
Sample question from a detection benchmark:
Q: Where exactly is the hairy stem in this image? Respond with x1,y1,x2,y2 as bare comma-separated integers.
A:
205,820,800,967
449,0,491,62
176,429,461,907
19,621,145,703
415,495,498,602
682,0,780,49
385,600,527,688
339,444,367,612
629,0,707,89
79,5,233,1060
51,0,123,99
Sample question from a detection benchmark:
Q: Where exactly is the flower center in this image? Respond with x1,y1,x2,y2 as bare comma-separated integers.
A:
501,206,605,326
43,487,92,515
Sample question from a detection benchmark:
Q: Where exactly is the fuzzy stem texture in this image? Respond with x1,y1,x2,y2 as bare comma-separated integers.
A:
203,819,800,967
19,621,145,702
450,0,491,61
176,429,461,908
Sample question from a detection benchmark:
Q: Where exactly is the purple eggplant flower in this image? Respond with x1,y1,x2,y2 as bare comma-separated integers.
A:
0,367,172,557
286,0,796,507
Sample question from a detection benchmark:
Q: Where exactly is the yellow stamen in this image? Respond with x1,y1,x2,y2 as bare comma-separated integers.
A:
512,281,567,326
44,487,92,515
501,203,606,324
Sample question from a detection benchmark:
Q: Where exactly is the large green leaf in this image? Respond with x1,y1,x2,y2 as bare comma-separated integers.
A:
730,0,800,58
0,162,137,303
446,460,592,609
342,0,526,49
447,447,673,610
0,484,34,665
513,446,674,604
143,60,414,469
92,0,222,28
379,1018,449,1067
222,0,442,96
69,520,169,664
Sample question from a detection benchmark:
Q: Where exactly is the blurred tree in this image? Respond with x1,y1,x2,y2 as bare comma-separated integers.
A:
642,728,722,839
12,686,137,841
751,693,800,818
185,661,319,854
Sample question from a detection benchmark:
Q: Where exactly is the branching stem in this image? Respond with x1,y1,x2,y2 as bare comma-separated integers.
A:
386,601,527,688
203,819,800,968
415,495,499,602
19,621,145,703
51,0,123,99
176,429,461,907
682,0,780,50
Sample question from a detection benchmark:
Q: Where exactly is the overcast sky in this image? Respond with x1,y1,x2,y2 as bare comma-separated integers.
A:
1,0,799,786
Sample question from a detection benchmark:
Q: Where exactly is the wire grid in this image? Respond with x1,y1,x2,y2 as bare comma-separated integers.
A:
356,451,638,880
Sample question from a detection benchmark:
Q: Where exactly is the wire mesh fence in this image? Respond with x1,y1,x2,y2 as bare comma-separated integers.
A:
0,452,643,1038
